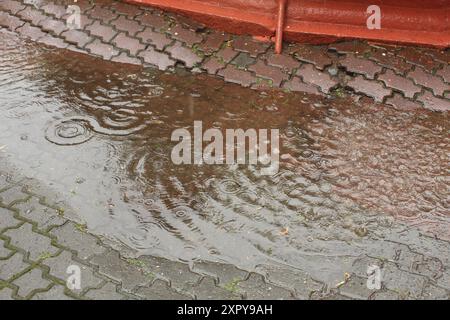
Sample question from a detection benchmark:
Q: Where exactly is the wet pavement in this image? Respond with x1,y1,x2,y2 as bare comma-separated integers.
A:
0,0,450,300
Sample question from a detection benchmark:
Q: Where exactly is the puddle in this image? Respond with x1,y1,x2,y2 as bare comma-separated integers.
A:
0,30,449,279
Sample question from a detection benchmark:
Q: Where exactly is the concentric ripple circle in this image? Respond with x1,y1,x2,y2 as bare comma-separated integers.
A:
45,119,93,146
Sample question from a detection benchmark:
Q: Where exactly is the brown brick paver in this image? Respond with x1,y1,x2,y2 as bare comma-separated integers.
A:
347,76,392,102
378,69,421,98
0,0,447,126
408,67,449,97
297,64,338,93
340,54,383,79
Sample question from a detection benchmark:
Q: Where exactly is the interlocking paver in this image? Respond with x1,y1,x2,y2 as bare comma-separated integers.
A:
13,268,52,298
0,0,25,15
90,250,151,292
382,262,428,299
4,223,58,261
83,282,125,300
16,6,46,25
166,24,202,47
16,22,45,40
398,47,441,72
417,91,450,112
112,32,146,56
437,65,450,83
216,46,238,63
238,273,294,300
43,251,103,292
347,75,392,102
0,253,29,281
378,69,421,98
266,52,300,73
85,39,119,60
340,54,383,79
51,222,105,261
328,41,372,55
218,65,257,87
40,3,66,19
385,93,422,111
87,5,117,23
256,264,323,299
408,67,449,96
291,44,332,70
38,34,68,49
12,197,65,231
135,279,192,300
138,46,176,70
38,18,68,36
0,239,12,259
0,207,22,230
201,57,225,75
61,29,92,48
31,284,74,300
166,41,203,68
282,77,321,95
136,11,168,30
111,2,143,18
368,48,412,75
339,275,377,300
111,15,144,36
249,60,288,87
0,287,14,300
200,31,230,55
192,277,239,299
232,36,270,57
85,20,117,42
136,27,172,50
297,64,338,93
231,52,255,70
111,52,141,65
193,260,248,287
0,12,24,31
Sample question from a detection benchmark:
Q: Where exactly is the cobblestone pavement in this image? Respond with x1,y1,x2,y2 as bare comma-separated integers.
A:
0,0,449,112
1,0,450,301
1,169,450,300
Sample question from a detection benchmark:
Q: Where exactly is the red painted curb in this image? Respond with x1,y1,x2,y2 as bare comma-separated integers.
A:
127,0,450,48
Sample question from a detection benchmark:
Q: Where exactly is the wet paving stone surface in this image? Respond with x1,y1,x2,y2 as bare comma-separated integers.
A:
0,0,450,300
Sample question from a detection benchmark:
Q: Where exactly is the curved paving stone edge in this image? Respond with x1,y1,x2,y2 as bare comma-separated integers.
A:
0,0,449,112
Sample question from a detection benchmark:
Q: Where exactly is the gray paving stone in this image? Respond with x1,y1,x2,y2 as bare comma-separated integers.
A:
0,238,12,259
0,253,29,281
0,287,14,300
31,284,75,300
139,256,201,292
83,282,124,300
90,250,151,292
135,279,192,300
13,268,52,298
12,197,65,231
339,275,378,300
382,262,428,298
0,207,22,231
238,273,294,300
43,250,103,292
256,264,323,299
192,277,239,300
4,223,58,261
50,222,105,261
193,260,248,286
0,185,29,207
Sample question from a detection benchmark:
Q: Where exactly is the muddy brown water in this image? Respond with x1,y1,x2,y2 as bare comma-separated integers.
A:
0,30,449,283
